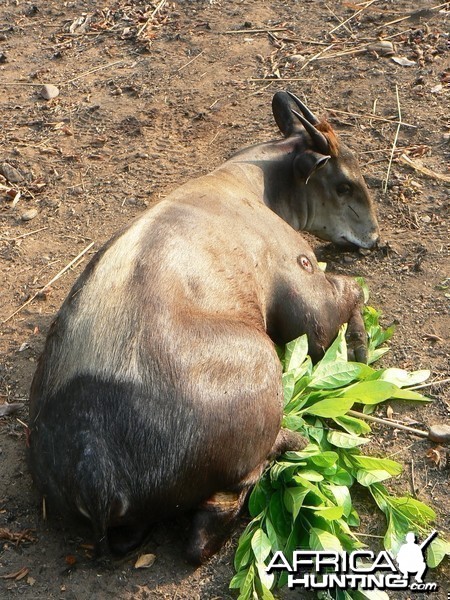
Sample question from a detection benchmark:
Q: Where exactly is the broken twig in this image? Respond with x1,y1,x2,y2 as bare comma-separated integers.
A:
399,154,450,184
2,241,94,324
383,85,402,194
328,0,379,34
58,60,125,86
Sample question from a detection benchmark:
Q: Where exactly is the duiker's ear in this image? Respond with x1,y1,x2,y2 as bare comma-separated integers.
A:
294,152,330,184
272,92,302,137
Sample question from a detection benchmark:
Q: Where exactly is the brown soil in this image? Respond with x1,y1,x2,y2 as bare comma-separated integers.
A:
0,1,449,598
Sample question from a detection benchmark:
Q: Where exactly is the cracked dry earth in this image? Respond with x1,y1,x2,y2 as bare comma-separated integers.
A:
0,0,449,599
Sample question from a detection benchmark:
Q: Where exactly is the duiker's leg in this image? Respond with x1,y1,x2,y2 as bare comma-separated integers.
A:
186,428,306,564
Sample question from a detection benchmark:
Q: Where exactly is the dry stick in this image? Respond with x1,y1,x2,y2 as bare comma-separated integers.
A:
328,0,379,35
411,458,417,498
2,241,94,324
325,3,354,35
222,27,289,35
299,43,336,71
58,60,125,86
410,377,450,391
383,85,402,194
177,50,204,72
315,46,368,60
249,77,310,82
324,107,416,128
0,82,44,87
348,410,429,439
137,0,167,37
399,154,450,184
0,226,48,242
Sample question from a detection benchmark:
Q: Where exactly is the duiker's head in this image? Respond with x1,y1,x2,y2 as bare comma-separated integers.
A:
272,91,379,249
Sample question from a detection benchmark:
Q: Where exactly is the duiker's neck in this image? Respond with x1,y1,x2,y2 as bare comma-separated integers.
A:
217,138,304,230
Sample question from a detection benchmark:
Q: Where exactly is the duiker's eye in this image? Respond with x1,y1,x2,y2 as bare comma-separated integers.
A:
336,182,352,196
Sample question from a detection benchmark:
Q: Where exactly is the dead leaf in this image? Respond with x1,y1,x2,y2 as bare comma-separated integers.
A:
65,555,77,566
391,56,416,67
426,447,447,469
0,527,36,544
134,553,156,569
386,405,394,419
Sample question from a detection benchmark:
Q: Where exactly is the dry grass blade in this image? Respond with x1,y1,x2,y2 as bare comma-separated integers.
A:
2,241,95,324
222,27,289,35
325,107,416,128
299,43,335,70
328,0,379,34
137,0,167,37
58,60,125,86
383,85,402,194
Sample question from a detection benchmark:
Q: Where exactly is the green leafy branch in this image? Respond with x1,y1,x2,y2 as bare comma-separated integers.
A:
231,306,450,600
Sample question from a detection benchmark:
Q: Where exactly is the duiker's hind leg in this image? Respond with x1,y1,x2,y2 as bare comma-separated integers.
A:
186,488,249,565
186,428,307,565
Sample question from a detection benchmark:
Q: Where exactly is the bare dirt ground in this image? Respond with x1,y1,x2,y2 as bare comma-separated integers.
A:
0,1,449,598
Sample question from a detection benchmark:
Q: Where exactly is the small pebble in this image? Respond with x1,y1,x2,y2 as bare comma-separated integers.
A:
40,84,60,100
0,162,23,183
21,208,38,221
289,54,306,63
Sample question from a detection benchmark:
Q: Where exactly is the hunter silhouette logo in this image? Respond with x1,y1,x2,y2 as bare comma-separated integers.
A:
396,530,438,584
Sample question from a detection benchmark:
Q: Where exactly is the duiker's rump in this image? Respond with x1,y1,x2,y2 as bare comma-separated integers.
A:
28,92,375,564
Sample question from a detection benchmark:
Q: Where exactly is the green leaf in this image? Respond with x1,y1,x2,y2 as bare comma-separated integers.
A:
248,479,271,517
251,529,272,564
318,325,348,364
389,496,436,522
230,569,249,589
356,469,395,486
234,524,257,571
334,414,371,435
356,276,370,304
427,537,450,568
296,469,324,482
326,484,352,517
326,467,354,486
309,451,339,468
313,505,344,521
309,361,362,390
390,388,430,402
284,487,309,520
255,563,275,594
368,347,390,364
309,527,343,552
303,396,355,418
282,414,305,431
351,455,403,476
327,430,369,448
284,334,309,373
340,380,398,404
374,367,430,387
237,563,256,600
282,372,295,405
